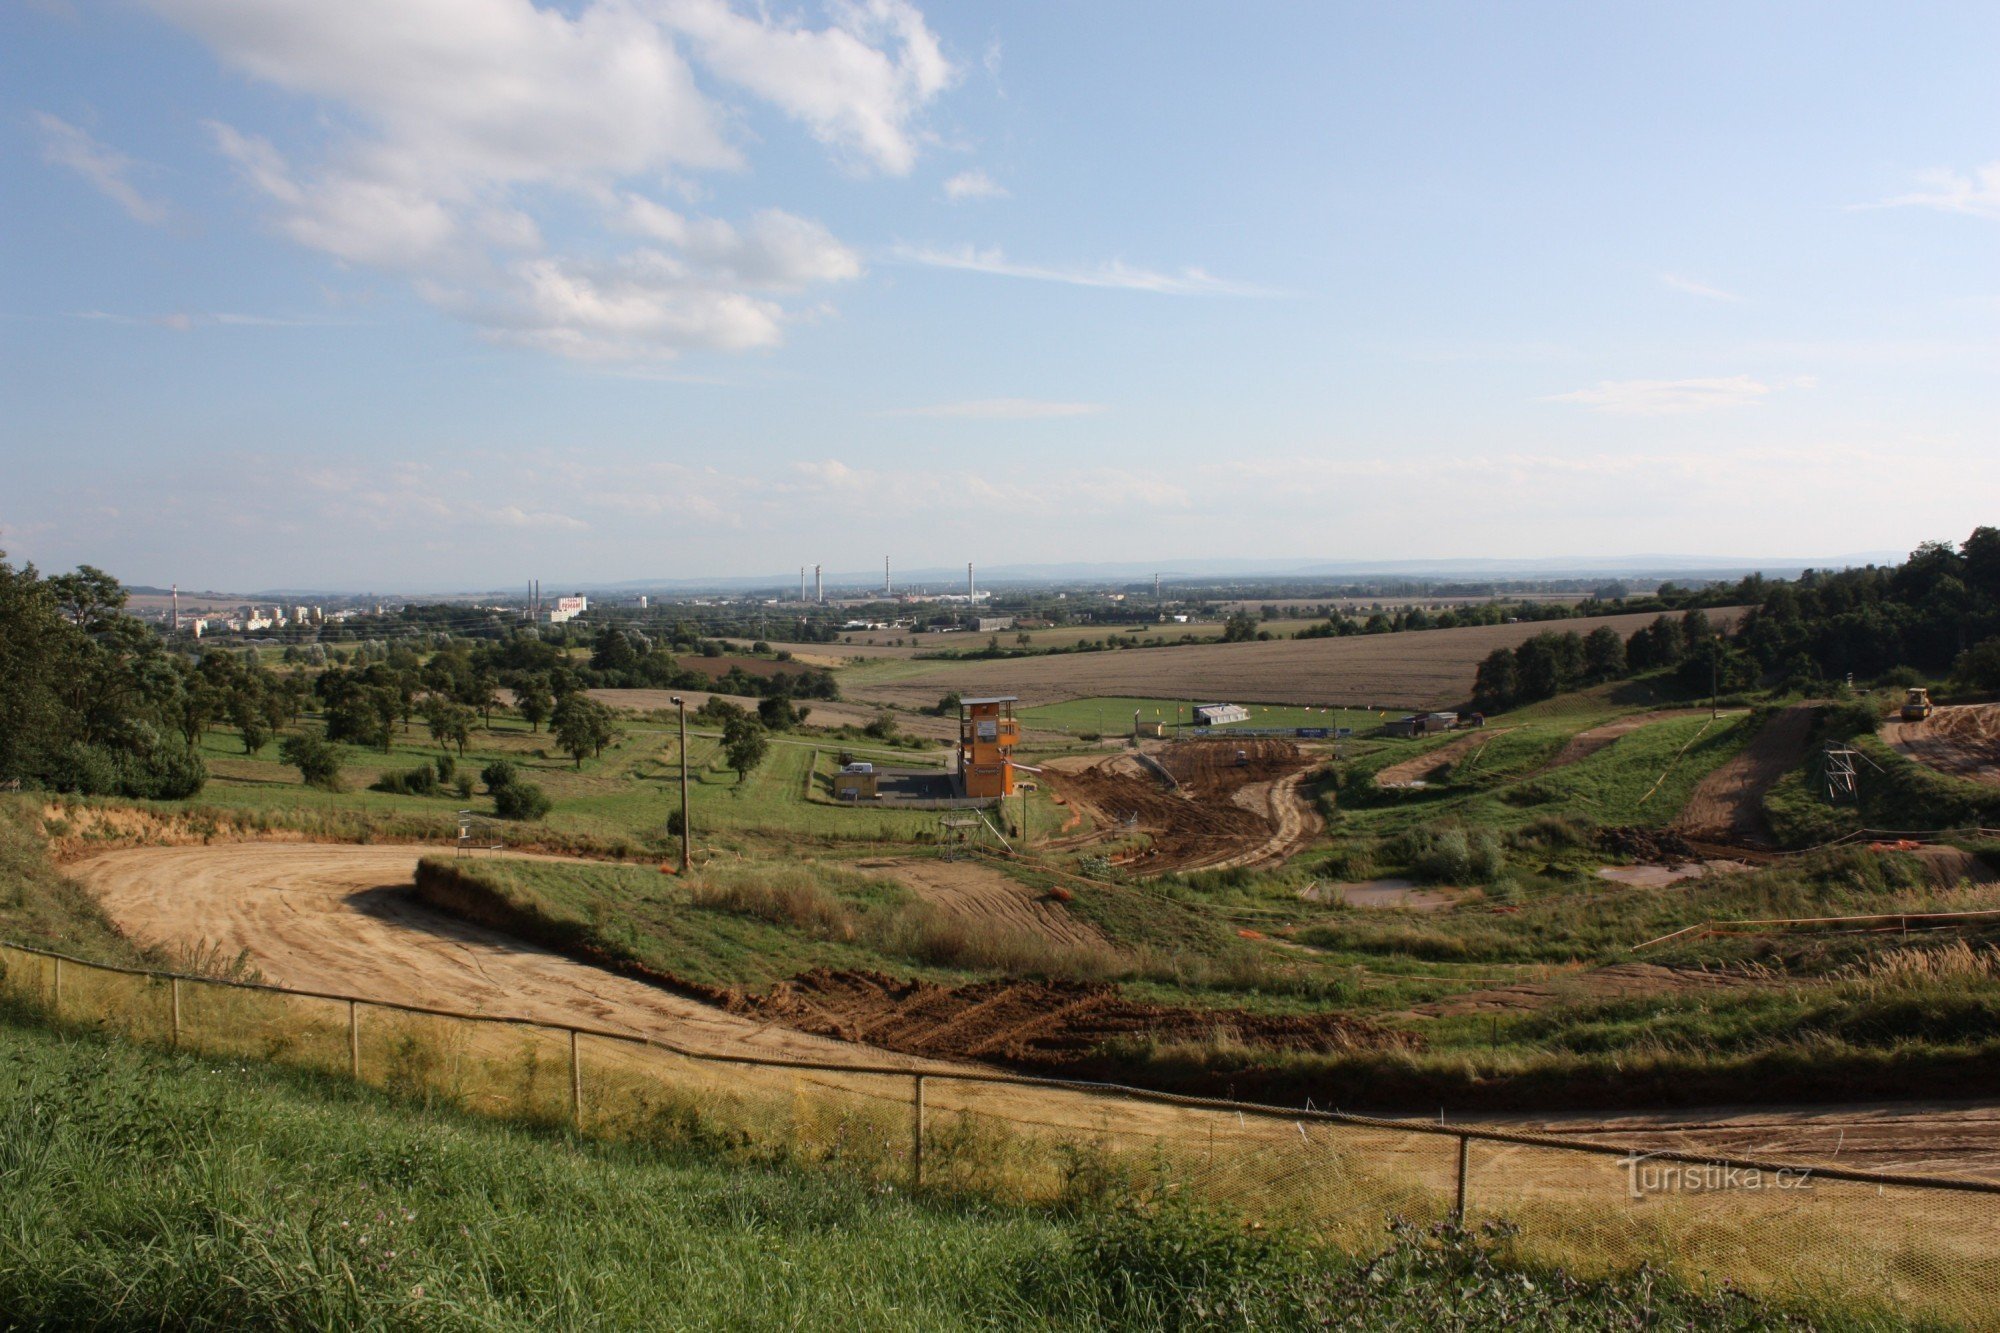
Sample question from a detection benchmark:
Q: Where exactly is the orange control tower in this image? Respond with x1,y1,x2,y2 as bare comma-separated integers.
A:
957,696,1020,799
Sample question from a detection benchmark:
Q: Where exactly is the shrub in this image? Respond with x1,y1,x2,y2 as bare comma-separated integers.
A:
493,781,552,821
1393,824,1506,884
480,759,520,792
372,765,440,796
434,754,456,783
278,733,343,790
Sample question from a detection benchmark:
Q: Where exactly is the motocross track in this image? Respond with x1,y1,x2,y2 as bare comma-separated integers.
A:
1372,729,1510,788
1536,710,1709,774
1882,705,2000,788
852,856,1106,949
1673,705,1817,847
60,841,2000,1180
1045,739,1322,873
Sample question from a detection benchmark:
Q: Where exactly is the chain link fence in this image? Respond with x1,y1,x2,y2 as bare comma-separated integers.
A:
4,939,1996,1328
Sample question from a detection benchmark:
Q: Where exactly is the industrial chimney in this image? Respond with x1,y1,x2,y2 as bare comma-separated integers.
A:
967,562,975,602
814,564,823,604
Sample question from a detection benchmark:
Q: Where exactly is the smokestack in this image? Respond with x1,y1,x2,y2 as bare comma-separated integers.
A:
800,566,806,601
967,562,975,602
884,556,891,597
171,584,179,634
814,564,823,604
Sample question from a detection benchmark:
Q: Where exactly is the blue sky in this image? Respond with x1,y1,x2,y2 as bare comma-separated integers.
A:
5,1,1999,590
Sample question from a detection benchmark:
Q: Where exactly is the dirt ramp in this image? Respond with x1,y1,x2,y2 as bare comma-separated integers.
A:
856,857,1105,949
741,968,1413,1070
1674,705,1816,847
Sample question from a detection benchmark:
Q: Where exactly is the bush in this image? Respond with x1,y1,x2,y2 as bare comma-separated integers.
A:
434,754,456,783
278,733,343,790
1393,823,1506,884
480,759,520,792
493,781,552,821
372,764,440,796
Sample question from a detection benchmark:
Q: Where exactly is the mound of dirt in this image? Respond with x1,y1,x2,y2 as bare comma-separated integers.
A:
1047,739,1319,873
732,968,1415,1070
1882,705,2000,788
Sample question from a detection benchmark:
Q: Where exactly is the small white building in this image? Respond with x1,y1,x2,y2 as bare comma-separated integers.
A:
1194,703,1250,726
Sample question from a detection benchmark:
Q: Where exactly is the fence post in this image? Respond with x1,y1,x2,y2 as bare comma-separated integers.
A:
1454,1135,1470,1223
169,976,181,1048
347,999,360,1081
911,1074,926,1190
570,1028,583,1133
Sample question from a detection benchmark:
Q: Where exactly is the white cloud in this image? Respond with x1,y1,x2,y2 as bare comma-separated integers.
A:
32,112,169,224
1661,273,1740,302
893,244,1281,296
146,0,950,358
1540,375,1810,416
943,169,1007,202
1864,164,2000,221
657,0,955,176
882,398,1102,419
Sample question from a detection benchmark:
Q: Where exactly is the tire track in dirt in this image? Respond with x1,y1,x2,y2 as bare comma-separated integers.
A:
1532,710,1709,776
1373,728,1514,788
1882,705,2000,789
1673,705,1816,847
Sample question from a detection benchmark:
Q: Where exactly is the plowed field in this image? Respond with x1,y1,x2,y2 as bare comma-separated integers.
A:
843,608,1745,711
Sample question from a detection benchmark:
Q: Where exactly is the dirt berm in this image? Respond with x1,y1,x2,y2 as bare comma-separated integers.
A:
415,859,1412,1078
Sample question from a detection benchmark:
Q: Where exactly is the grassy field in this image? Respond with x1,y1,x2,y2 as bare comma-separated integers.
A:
1017,696,1385,736
0,1006,1871,1331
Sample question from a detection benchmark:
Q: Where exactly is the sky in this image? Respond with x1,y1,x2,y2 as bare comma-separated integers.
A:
4,1,2000,591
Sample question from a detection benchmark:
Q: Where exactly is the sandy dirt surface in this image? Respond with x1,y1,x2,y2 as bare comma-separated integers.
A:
1883,705,2000,788
1299,878,1462,910
1595,860,1752,888
1674,705,1816,847
1372,729,1514,788
1047,739,1321,874
840,609,1745,713
1492,1101,2000,1182
853,856,1105,949
60,840,2000,1180
70,843,942,1067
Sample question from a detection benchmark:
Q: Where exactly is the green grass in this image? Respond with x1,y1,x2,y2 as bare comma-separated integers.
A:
1017,696,1379,736
0,798,144,965
0,1007,1876,1331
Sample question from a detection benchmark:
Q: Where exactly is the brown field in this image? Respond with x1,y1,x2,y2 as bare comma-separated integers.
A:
843,608,1746,712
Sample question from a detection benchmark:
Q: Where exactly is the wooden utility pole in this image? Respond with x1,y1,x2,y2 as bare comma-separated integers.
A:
672,695,691,873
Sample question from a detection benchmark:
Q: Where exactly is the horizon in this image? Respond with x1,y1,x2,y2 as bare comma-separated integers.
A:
7,2,2000,586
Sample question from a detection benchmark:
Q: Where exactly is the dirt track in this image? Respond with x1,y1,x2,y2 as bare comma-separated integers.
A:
1883,705,2000,788
70,843,926,1067
854,857,1105,949
59,840,2000,1180
1674,705,1816,847
1537,710,1708,774
1048,740,1320,873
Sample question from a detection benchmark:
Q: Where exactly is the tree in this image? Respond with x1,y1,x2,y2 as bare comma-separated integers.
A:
1471,648,1518,712
551,694,618,768
279,732,343,790
1221,611,1259,643
1583,625,1627,683
758,695,801,731
1953,637,2000,692
516,674,554,732
423,698,475,756
494,780,552,820
722,714,769,782
228,687,270,754
864,710,898,740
